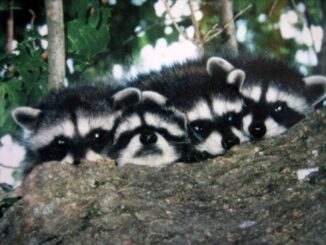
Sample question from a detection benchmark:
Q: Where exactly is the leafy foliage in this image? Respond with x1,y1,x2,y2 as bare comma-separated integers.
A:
0,1,111,135
0,32,48,136
0,196,22,219
65,0,111,74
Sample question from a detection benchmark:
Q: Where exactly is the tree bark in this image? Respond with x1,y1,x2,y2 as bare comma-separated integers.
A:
0,110,325,244
45,0,65,90
218,0,238,55
6,0,14,54
316,1,326,74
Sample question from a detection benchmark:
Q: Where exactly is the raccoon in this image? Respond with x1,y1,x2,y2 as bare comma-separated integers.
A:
207,54,326,139
107,90,188,167
12,86,141,176
126,57,247,162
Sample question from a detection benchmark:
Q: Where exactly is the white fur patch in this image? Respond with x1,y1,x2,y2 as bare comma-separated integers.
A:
264,117,287,138
77,117,91,137
195,131,225,156
112,87,141,104
241,86,262,102
303,75,326,86
85,149,104,162
266,87,308,114
30,120,75,150
116,133,179,167
61,154,74,164
77,112,120,137
187,100,212,121
206,57,234,75
231,127,249,143
142,91,167,106
144,113,185,137
114,114,142,142
12,106,42,131
227,69,245,85
212,97,243,116
242,114,253,138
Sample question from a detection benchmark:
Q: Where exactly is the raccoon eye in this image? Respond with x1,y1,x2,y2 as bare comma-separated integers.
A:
274,105,283,112
56,138,67,147
226,114,234,123
273,102,286,113
89,129,110,147
51,136,70,152
190,121,210,138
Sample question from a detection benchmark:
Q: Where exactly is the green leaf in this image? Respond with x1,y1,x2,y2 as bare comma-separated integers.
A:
0,183,14,193
0,197,22,219
66,4,110,73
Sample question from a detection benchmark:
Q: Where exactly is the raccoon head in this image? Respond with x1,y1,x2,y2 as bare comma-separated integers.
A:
12,87,141,175
218,57,326,139
109,90,188,167
184,90,246,162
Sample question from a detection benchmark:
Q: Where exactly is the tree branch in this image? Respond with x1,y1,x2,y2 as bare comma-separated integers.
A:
161,0,189,41
45,0,65,90
217,0,238,55
203,4,252,45
6,0,14,54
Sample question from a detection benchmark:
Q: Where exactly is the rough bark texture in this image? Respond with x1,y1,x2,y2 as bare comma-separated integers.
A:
218,0,238,55
0,109,325,244
6,0,14,54
316,1,326,74
45,0,65,90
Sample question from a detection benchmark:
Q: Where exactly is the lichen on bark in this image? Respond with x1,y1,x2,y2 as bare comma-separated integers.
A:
0,110,325,244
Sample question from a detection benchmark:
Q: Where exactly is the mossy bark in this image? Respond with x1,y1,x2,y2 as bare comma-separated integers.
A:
0,110,325,244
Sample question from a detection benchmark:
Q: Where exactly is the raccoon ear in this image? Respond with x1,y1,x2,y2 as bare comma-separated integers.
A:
303,75,326,106
11,106,41,131
226,69,246,88
142,91,167,106
111,87,142,110
207,57,235,76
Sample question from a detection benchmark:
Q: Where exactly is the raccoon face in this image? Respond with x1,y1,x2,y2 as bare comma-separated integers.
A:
185,95,246,161
12,87,141,175
208,56,326,140
241,76,326,139
240,85,307,139
109,91,188,167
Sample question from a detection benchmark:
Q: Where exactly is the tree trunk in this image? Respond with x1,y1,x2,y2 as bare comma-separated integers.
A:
45,0,65,90
218,0,238,55
316,1,326,74
0,110,325,244
6,0,14,54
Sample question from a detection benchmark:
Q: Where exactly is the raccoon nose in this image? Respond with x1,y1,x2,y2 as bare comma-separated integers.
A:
249,122,266,139
222,136,240,150
140,132,158,145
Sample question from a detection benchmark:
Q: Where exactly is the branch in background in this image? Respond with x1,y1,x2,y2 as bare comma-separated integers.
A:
301,0,318,55
45,0,65,90
188,0,202,47
217,0,239,55
0,163,22,170
203,4,252,44
161,0,189,42
6,0,14,54
28,9,37,49
268,0,279,17
161,0,251,56
161,0,204,55
314,0,326,74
